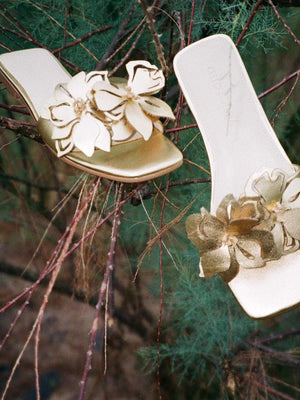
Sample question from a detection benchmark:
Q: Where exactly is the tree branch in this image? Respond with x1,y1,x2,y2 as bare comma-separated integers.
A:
0,260,150,338
0,116,42,143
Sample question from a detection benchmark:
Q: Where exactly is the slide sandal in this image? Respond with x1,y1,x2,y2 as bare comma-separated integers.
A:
174,34,300,318
0,48,182,182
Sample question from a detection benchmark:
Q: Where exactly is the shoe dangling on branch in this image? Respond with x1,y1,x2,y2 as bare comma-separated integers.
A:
174,34,300,319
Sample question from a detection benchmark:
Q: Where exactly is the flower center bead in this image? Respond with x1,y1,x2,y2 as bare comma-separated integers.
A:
222,232,238,246
266,200,282,213
125,87,138,101
73,98,86,115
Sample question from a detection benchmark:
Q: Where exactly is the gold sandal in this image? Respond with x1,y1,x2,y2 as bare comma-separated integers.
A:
0,49,182,182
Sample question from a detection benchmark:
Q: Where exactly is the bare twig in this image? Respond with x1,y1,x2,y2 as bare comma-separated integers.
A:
247,340,300,367
78,184,124,400
165,123,198,134
0,260,150,338
250,377,297,400
63,0,69,48
271,72,299,125
0,178,100,400
0,172,66,192
258,329,300,344
0,25,81,72
0,183,145,315
105,18,146,67
173,11,185,50
258,69,300,99
235,0,264,46
0,103,29,115
0,116,42,142
187,0,196,46
53,26,112,55
108,23,147,77
139,0,169,75
95,4,137,70
268,0,300,48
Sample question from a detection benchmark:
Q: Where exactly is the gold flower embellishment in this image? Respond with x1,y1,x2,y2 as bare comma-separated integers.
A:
92,60,175,141
186,195,278,283
247,166,300,254
41,71,111,157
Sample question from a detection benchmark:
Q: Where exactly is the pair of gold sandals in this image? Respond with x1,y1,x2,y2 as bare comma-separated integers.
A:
1,35,299,319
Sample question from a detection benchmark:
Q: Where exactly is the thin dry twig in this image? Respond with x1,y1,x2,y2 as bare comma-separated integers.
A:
268,0,300,48
53,25,112,55
271,72,299,125
63,0,69,48
0,183,145,315
0,103,30,115
78,184,124,400
0,178,100,400
108,23,147,77
139,0,169,75
235,0,264,46
95,3,137,70
250,377,296,400
258,68,300,99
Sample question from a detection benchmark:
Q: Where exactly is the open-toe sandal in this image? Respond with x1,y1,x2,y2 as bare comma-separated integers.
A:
0,48,182,182
174,34,300,318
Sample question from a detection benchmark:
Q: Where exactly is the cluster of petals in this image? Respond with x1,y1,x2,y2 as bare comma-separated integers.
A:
186,166,300,282
41,61,174,158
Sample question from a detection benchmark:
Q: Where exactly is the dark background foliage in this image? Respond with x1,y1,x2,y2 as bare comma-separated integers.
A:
0,1,300,399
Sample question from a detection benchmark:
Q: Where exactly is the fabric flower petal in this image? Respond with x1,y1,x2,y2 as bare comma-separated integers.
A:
201,214,226,241
54,84,72,103
139,96,175,119
111,119,134,141
281,178,300,209
93,82,125,112
235,239,264,269
230,197,263,221
242,229,279,260
219,250,240,283
126,60,165,95
72,114,100,157
280,208,300,240
55,137,74,157
49,104,76,127
52,123,75,140
200,245,231,278
125,101,153,140
153,120,164,133
86,71,109,91
216,194,236,224
94,120,111,152
251,170,286,203
270,222,284,255
66,71,87,99
103,103,126,121
186,214,222,251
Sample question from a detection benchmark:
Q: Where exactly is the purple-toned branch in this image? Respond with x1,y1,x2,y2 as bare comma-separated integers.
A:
236,0,264,46
53,26,112,54
258,69,300,99
268,0,300,48
78,184,124,400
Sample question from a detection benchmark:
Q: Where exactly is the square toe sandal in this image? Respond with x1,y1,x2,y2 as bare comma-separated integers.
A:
174,34,300,318
0,49,183,182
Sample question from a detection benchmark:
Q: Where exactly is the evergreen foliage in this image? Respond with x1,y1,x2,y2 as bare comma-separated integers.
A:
0,1,300,398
